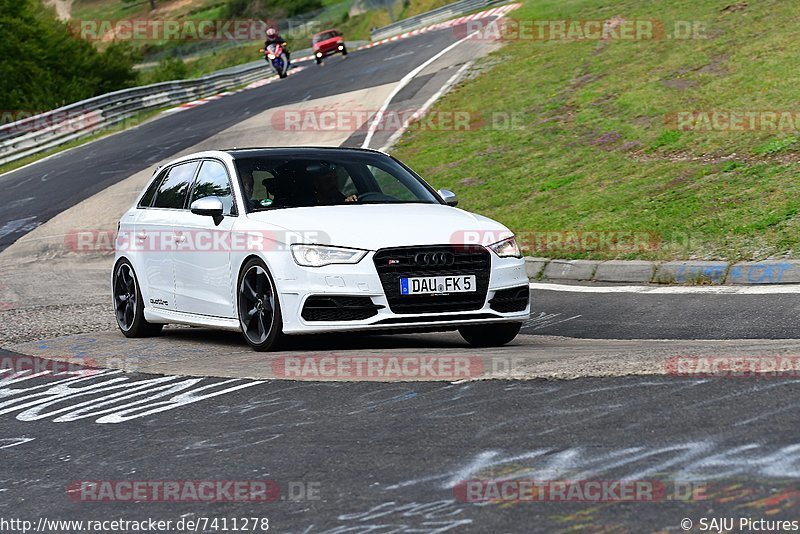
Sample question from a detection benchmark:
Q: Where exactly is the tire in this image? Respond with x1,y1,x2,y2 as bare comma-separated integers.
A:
458,322,522,348
237,258,284,351
315,57,322,65
112,259,163,338
341,45,348,56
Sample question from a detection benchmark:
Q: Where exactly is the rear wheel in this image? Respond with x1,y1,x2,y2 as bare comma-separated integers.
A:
458,322,521,348
112,260,163,338
237,258,284,351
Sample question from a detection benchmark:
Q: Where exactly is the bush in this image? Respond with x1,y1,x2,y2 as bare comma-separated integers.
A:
0,0,138,111
140,56,189,85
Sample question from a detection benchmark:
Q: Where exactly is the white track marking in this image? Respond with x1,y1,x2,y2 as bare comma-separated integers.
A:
380,61,473,152
530,282,800,295
0,437,35,449
362,28,485,149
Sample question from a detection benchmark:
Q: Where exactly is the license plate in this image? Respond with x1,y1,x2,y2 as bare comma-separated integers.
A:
400,275,477,295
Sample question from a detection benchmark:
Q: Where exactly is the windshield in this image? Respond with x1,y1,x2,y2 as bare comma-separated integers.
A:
234,152,440,211
313,31,338,43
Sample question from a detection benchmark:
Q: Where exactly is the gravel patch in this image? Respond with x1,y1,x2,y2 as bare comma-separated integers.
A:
0,300,115,345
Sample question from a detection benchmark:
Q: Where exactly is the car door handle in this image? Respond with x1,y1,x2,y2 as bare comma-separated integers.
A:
135,232,147,241
174,234,186,244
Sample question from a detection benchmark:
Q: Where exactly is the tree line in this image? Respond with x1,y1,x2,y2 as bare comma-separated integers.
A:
0,0,139,112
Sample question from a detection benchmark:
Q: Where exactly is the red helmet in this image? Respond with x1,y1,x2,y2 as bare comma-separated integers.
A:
266,28,277,39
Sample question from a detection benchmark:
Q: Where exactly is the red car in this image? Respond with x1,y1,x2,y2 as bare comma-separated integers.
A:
312,29,347,64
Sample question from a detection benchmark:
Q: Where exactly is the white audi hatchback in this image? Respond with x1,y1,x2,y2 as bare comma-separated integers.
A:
113,148,530,351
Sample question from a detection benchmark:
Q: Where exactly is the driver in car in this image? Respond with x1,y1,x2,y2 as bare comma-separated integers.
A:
240,170,265,210
314,169,357,204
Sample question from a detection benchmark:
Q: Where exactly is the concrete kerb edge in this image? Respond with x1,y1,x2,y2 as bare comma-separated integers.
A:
526,258,800,285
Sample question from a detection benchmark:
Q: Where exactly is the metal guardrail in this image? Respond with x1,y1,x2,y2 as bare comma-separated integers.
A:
370,0,500,41
0,60,274,167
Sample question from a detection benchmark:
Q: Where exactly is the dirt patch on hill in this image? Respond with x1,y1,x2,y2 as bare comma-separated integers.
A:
45,0,72,21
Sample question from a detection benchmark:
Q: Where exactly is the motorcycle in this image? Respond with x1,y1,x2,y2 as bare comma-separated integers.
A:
261,43,289,79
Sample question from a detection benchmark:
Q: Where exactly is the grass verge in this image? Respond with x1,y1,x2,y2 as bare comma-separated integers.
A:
392,0,800,261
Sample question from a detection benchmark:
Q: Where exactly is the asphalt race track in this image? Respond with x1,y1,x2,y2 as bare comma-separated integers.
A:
2,16,800,533
2,352,799,532
531,287,800,339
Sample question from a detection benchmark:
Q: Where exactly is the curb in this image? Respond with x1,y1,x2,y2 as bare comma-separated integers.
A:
525,258,800,285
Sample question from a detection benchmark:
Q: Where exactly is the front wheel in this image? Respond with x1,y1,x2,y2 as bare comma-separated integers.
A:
237,258,284,351
341,45,348,56
458,322,521,348
112,260,163,338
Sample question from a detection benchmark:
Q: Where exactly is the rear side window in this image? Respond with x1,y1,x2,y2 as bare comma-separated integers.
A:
190,160,236,216
138,169,166,208
152,161,199,209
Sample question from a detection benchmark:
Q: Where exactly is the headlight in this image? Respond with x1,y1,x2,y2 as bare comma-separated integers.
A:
488,236,522,258
268,53,276,60
291,245,367,267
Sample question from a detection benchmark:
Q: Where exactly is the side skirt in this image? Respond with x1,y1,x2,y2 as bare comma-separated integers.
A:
144,308,241,331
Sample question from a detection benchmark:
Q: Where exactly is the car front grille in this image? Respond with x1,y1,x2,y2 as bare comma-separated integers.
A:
373,245,491,314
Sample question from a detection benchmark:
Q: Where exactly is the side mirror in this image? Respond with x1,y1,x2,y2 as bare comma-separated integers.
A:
190,196,224,218
437,189,458,207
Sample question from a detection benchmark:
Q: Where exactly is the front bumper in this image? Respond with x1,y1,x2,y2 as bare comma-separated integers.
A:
314,45,344,58
277,250,529,334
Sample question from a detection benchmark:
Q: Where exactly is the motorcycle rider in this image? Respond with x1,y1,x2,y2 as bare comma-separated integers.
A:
264,27,290,66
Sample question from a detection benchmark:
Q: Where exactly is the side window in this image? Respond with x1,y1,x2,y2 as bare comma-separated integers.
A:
138,169,166,208
152,161,198,209
368,165,418,201
190,160,236,216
